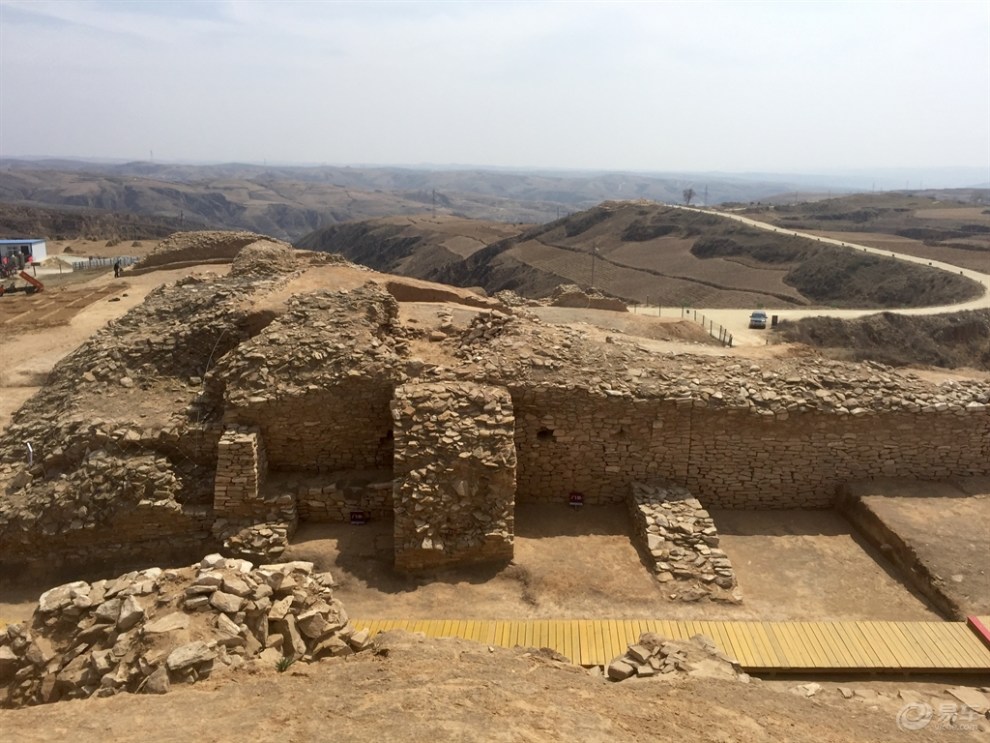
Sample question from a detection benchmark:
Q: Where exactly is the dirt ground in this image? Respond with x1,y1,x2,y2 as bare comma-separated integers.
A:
1,630,985,743
850,479,990,617
279,505,939,622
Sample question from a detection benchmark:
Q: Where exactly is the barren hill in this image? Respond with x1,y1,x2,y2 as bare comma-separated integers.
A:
302,201,984,309
0,203,202,241
294,214,525,282
0,159,859,243
743,191,990,273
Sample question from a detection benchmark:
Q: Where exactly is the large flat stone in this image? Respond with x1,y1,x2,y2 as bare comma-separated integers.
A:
166,641,216,671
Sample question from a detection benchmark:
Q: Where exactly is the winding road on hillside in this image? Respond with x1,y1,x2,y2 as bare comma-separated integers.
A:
664,205,990,347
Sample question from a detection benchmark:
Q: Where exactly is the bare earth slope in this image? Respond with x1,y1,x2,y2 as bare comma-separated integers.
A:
309,201,983,309
775,309,990,370
0,631,965,743
294,214,525,281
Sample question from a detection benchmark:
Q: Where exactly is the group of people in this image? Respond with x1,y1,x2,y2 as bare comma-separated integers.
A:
1,251,26,278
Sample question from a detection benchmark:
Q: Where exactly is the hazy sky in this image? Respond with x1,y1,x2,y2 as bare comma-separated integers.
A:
1,1,987,174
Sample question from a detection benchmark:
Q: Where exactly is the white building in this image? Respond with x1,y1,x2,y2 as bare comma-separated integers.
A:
0,239,48,266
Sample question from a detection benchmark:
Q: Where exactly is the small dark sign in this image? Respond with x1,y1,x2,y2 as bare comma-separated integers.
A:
568,492,584,508
350,511,367,525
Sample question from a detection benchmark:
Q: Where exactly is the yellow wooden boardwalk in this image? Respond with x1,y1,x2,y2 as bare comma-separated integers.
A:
353,619,990,674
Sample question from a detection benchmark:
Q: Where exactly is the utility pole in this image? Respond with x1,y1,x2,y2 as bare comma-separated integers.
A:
432,189,437,218
704,185,708,206
590,245,597,288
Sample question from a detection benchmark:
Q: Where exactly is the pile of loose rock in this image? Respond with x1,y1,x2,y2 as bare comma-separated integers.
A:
0,554,372,707
628,482,737,599
457,311,516,350
213,521,294,562
606,632,749,682
548,283,628,312
135,230,270,272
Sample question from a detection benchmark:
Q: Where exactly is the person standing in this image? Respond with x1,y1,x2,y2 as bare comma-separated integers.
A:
114,259,121,278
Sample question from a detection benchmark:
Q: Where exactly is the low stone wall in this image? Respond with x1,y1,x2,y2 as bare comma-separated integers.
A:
628,482,736,600
0,506,215,584
513,386,990,508
392,382,516,571
296,472,394,522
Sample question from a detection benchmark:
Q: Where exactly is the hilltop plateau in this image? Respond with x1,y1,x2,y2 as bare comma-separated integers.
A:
0,230,987,741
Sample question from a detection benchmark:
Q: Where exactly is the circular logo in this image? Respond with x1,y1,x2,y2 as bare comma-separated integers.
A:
897,703,933,731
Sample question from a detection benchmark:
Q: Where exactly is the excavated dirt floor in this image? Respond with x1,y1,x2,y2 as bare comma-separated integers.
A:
274,505,940,622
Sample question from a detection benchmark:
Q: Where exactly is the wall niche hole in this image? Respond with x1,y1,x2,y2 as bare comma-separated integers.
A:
537,428,555,441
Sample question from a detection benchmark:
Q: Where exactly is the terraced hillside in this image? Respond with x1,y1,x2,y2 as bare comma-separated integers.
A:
743,191,990,273
301,201,984,309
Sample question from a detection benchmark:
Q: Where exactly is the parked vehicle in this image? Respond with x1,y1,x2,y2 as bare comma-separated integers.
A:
749,311,768,329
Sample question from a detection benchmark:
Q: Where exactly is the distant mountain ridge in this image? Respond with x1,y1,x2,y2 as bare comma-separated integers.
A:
0,158,849,240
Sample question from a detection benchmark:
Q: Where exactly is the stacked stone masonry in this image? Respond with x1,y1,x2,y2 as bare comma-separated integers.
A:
512,387,990,508
213,427,268,520
295,471,395,522
628,482,737,600
392,382,517,571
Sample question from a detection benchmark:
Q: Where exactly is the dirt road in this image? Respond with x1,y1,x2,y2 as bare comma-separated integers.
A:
653,206,990,347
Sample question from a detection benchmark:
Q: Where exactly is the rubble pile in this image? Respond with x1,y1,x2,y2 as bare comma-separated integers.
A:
216,522,294,562
628,482,737,599
209,284,407,408
456,311,517,356
605,632,748,682
548,283,628,312
493,289,538,307
228,239,303,278
0,554,372,707
0,276,251,472
136,230,270,271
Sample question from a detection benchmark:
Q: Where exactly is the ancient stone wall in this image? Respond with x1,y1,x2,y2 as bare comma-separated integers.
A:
213,427,269,520
628,482,736,598
392,382,516,571
513,386,990,508
0,505,215,583
296,473,394,522
684,407,989,507
228,383,395,473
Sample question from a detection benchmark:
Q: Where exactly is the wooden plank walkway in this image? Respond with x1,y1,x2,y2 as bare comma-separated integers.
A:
352,619,990,674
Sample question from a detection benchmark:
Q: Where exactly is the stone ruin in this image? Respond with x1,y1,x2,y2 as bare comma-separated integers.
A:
628,482,737,600
392,382,516,570
0,235,987,590
0,554,371,707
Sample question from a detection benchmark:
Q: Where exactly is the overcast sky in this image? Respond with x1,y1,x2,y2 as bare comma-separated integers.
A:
1,1,987,175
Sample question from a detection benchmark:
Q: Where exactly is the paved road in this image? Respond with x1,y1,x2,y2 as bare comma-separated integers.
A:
649,205,990,347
